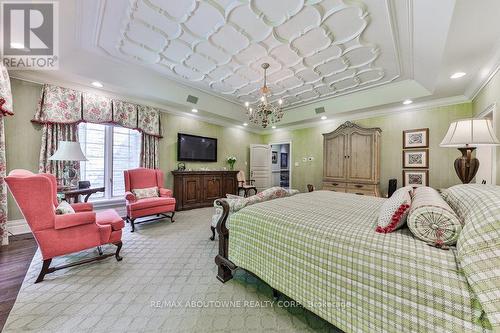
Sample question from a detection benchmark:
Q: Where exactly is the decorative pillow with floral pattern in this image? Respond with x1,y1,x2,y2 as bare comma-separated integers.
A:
132,186,159,200
211,187,300,230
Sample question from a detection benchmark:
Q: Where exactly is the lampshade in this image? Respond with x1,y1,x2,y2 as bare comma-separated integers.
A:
48,141,88,161
440,118,500,147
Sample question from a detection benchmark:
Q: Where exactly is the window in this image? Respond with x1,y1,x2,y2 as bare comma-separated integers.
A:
79,123,141,200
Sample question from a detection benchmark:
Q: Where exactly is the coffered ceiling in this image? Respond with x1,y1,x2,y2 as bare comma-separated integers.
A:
100,0,399,108
9,0,500,132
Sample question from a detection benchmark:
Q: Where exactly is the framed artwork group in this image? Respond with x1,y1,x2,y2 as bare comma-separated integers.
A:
402,128,429,187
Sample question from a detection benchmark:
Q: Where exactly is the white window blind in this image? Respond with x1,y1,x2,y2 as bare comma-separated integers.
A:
112,126,141,197
78,123,141,201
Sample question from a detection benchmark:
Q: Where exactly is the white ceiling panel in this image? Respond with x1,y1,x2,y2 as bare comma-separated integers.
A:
97,0,401,108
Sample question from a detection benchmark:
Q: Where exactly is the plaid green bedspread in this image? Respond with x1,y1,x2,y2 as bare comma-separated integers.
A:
228,191,490,332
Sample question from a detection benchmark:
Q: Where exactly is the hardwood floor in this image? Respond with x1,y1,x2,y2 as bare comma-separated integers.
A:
0,234,37,331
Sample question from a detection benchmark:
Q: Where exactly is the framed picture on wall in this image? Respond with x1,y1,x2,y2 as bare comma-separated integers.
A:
280,153,288,169
272,151,278,164
402,149,429,168
403,128,429,148
403,170,429,187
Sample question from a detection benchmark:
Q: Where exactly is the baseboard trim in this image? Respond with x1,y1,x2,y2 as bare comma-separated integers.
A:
7,219,31,235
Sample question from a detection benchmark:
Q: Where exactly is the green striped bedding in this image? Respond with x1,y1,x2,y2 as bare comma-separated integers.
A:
227,190,493,332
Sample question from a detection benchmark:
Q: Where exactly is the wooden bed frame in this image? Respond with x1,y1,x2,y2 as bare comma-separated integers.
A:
214,185,315,283
214,199,237,283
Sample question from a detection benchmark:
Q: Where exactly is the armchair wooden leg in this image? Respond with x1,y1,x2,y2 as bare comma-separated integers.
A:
114,241,123,261
130,219,135,232
97,246,103,256
35,259,52,284
210,226,216,241
170,212,175,223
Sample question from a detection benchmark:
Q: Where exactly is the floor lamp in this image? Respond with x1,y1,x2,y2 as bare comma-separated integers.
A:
440,118,500,183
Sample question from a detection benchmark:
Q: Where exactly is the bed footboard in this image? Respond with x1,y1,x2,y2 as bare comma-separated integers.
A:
214,199,237,283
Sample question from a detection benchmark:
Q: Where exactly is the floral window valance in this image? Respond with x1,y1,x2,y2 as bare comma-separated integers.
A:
83,92,112,124
32,84,162,138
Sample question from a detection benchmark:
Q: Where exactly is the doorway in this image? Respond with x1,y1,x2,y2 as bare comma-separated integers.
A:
475,103,497,184
270,142,291,189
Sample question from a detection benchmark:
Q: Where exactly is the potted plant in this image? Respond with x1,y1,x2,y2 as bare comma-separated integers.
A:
227,156,236,170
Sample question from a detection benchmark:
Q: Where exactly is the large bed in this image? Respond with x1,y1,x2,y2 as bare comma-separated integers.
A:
214,187,499,332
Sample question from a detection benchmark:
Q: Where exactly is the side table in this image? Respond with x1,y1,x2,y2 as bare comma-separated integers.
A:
59,187,105,203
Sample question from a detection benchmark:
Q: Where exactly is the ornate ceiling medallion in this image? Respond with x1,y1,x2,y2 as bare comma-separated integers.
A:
245,63,284,128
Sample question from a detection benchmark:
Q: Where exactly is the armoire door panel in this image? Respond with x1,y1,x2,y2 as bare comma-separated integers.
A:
324,134,346,180
348,132,374,182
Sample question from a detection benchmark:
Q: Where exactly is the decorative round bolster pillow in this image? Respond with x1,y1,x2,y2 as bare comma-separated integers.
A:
407,187,462,247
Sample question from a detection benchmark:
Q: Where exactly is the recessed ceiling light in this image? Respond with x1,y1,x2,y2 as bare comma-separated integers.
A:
402,99,413,105
271,126,276,129
191,109,198,113
321,116,327,120
243,123,248,126
91,81,103,88
450,72,466,79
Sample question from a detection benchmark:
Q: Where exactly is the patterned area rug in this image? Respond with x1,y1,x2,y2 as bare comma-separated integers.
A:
3,207,341,332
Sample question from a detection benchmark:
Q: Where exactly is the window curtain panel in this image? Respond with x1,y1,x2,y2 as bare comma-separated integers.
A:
0,63,13,246
141,133,159,169
39,123,80,184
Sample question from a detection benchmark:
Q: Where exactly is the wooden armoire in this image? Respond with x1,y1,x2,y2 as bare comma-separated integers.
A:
322,121,381,197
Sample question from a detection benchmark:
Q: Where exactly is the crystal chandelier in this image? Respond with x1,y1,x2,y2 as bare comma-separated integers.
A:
244,63,284,128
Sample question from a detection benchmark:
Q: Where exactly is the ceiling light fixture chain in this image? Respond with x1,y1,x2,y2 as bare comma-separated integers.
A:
244,63,284,128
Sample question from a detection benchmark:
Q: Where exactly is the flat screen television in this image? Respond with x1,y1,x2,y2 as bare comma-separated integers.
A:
177,133,217,162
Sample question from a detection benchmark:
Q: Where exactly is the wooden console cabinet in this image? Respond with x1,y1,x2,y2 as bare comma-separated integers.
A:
171,170,239,211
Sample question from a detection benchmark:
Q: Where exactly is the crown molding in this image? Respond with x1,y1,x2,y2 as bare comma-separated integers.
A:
263,94,470,133
10,74,470,136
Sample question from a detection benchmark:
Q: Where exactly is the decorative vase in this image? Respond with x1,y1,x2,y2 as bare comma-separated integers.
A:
229,162,235,170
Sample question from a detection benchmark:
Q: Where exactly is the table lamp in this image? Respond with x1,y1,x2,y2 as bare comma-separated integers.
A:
49,141,88,187
440,118,500,183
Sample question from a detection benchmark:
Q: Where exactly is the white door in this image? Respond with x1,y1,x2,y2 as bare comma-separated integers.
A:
475,107,497,184
476,146,494,184
250,144,272,192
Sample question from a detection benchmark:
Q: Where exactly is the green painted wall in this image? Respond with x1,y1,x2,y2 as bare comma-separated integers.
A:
159,114,262,189
6,79,262,220
472,70,500,185
263,103,473,195
6,79,44,220
4,78,476,220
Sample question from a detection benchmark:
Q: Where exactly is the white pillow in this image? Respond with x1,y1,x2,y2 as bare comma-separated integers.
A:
376,187,411,233
132,186,159,200
55,201,75,215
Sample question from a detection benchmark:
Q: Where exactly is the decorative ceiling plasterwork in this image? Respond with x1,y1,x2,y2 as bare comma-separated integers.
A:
99,0,400,108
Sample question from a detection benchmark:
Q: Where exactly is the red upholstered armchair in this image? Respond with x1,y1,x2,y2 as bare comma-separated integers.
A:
124,168,176,232
5,170,124,283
